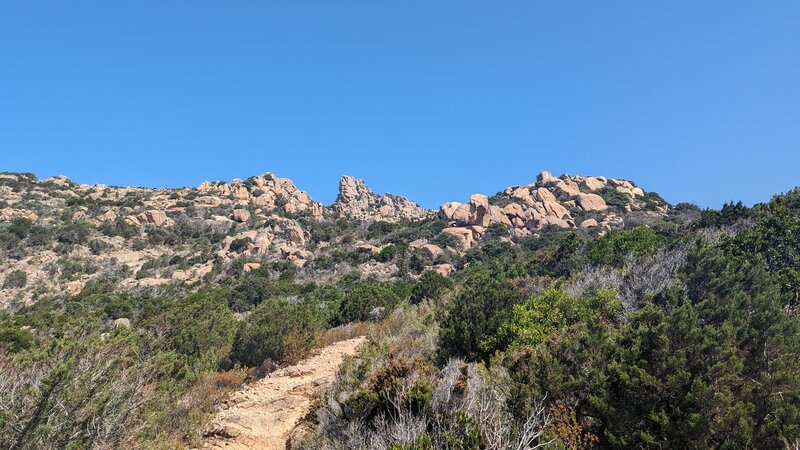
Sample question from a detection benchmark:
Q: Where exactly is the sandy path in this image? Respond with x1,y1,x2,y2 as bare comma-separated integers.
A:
202,337,365,450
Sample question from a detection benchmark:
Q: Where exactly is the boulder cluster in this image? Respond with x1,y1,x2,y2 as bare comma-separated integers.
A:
124,210,173,227
437,171,652,250
332,175,430,222
197,173,324,217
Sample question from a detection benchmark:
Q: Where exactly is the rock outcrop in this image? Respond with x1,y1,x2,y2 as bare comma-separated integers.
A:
436,170,663,250
198,173,323,217
332,176,430,222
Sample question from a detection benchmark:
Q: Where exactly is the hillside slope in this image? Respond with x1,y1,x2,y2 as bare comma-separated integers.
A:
0,170,667,308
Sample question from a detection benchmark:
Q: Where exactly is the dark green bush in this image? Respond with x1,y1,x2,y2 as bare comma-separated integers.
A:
99,217,139,239
696,201,751,228
596,186,631,209
103,297,133,320
367,220,399,240
433,230,461,249
504,244,800,448
724,190,800,304
231,298,323,366
495,287,619,349
375,244,405,262
229,237,252,253
162,290,237,371
27,225,53,246
3,270,27,288
0,325,35,352
8,218,32,239
230,274,307,311
338,281,403,324
305,286,345,326
56,221,92,245
438,269,523,361
410,270,453,304
483,222,509,240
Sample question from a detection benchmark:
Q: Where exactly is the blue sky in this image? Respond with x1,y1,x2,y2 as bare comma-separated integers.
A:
1,2,798,209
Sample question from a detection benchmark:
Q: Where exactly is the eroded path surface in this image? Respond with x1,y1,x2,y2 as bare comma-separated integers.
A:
203,337,366,450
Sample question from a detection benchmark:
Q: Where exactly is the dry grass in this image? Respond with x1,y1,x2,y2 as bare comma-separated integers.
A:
167,369,249,447
316,321,374,348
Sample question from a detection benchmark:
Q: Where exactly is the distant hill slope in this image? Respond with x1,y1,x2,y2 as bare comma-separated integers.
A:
0,170,668,308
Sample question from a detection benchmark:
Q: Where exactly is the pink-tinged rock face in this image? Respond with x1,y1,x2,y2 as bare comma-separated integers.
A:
333,175,430,221
576,193,608,212
231,209,251,223
419,243,444,260
580,176,607,191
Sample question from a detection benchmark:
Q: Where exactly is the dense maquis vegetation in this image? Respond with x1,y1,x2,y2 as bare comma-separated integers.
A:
1,187,800,449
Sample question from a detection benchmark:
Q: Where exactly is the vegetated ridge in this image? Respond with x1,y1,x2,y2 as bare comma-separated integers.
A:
1,168,799,450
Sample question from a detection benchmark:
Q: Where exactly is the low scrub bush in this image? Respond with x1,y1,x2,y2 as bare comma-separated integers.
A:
231,298,324,366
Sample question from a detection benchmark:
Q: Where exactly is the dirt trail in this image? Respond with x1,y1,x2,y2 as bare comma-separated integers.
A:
202,337,366,450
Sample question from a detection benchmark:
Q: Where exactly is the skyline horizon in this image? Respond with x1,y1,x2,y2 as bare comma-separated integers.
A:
4,165,787,211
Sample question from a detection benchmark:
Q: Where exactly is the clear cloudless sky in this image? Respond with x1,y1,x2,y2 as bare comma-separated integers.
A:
1,1,799,208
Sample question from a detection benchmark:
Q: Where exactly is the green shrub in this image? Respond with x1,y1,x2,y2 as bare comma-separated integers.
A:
724,190,800,304
8,217,32,239
367,220,399,240
443,411,481,450
338,281,403,324
410,270,453,304
56,221,92,245
388,435,433,450
488,193,514,207
438,269,523,361
344,388,380,421
88,239,109,255
597,187,631,209
3,269,27,288
99,217,138,239
27,225,53,246
433,230,461,249
483,222,509,240
230,275,306,311
375,244,405,262
59,260,97,281
696,201,751,228
103,297,133,320
495,287,619,349
0,325,35,352
305,286,345,326
503,244,800,448
231,299,323,366
587,226,665,267
162,291,237,371
229,237,252,253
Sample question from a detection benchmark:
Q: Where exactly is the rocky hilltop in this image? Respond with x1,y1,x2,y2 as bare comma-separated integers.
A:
0,170,668,308
332,175,430,222
436,171,664,249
